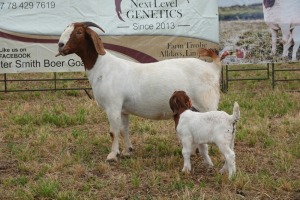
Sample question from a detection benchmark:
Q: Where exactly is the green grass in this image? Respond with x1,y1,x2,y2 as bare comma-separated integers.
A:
0,70,299,199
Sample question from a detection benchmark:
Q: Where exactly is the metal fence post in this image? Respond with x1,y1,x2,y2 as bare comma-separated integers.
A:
272,63,275,89
225,64,229,92
54,72,57,91
4,73,7,92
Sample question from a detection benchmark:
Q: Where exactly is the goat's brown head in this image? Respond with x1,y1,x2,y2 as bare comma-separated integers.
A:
169,91,192,115
56,22,106,69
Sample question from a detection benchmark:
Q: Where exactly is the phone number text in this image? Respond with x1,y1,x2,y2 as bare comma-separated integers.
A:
0,1,55,9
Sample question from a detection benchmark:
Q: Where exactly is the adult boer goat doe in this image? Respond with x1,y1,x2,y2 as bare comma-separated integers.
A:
56,22,223,162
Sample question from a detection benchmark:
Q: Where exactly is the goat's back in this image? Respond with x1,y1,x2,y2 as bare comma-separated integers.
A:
87,53,221,120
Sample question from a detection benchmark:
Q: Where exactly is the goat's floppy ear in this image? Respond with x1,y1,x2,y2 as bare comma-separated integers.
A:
86,28,106,55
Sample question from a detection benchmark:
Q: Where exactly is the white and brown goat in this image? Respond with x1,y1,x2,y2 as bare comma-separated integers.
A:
56,22,223,162
169,91,240,179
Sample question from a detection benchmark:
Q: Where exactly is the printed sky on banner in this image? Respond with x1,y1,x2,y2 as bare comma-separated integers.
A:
0,0,218,43
218,0,261,7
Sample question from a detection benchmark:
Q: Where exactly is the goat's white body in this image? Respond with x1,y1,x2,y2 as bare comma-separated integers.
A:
86,52,221,160
177,111,236,145
176,103,239,179
87,52,220,119
263,0,300,60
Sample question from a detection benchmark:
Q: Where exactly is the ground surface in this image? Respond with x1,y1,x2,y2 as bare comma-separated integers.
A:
0,70,299,199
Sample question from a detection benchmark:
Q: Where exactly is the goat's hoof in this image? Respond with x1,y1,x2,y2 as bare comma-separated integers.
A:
121,149,132,157
106,152,119,162
219,167,227,174
182,168,191,174
206,162,214,169
121,147,133,157
228,173,236,180
106,157,118,162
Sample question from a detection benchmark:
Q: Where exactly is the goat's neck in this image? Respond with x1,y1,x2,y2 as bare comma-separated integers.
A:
173,108,188,130
76,42,98,70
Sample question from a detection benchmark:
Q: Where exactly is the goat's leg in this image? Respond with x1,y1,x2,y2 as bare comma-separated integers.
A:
218,144,236,179
270,29,278,55
220,160,228,174
292,41,300,61
283,42,292,58
220,134,236,174
291,28,300,61
191,143,199,156
282,31,293,58
181,136,193,173
197,144,213,168
106,112,122,162
281,24,292,58
120,114,133,156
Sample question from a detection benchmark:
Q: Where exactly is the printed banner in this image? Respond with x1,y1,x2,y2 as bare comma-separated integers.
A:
0,0,219,73
219,0,300,64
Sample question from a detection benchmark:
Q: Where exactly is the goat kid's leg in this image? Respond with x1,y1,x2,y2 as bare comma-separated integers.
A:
220,132,236,174
181,136,193,173
106,112,123,162
220,160,228,174
218,144,236,179
191,143,198,156
198,144,213,168
120,114,133,157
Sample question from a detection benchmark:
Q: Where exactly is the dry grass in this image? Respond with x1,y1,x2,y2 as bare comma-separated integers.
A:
0,70,300,199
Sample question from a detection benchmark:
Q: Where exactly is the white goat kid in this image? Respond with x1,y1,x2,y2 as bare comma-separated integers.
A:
57,22,222,162
169,91,240,179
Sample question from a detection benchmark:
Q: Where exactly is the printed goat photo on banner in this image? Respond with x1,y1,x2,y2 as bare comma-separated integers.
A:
218,0,300,64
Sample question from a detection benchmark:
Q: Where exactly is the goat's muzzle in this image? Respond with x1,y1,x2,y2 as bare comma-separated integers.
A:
55,52,62,57
55,43,65,57
55,50,66,57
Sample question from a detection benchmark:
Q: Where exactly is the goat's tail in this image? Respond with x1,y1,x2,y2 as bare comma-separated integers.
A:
231,102,240,123
198,48,222,68
230,102,240,150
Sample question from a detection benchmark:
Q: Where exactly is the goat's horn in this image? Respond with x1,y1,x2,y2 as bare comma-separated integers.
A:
83,22,105,33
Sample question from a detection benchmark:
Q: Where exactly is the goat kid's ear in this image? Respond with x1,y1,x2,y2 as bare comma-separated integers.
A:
86,28,106,55
169,97,179,115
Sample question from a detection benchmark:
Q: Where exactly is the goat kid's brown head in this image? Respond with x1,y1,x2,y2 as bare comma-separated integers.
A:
56,22,106,57
169,91,192,115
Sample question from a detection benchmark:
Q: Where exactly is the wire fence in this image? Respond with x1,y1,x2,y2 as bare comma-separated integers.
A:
0,72,93,98
1,63,299,96
221,63,300,92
